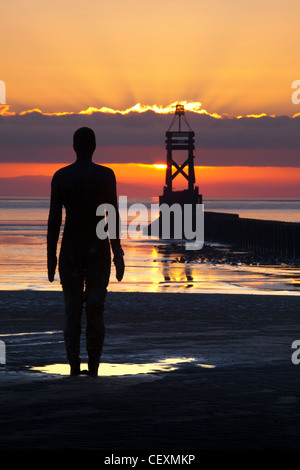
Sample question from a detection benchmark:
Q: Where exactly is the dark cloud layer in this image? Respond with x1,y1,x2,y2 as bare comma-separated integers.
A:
0,111,300,165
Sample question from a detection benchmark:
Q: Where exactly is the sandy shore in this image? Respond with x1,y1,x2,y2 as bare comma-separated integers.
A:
1,290,300,451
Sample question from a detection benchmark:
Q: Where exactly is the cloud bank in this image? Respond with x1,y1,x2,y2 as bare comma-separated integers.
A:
0,106,300,166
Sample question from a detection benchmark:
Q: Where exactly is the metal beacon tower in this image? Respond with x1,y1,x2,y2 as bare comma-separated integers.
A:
148,103,202,241
162,103,201,205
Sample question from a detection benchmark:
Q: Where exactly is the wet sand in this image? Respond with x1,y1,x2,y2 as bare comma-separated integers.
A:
1,290,300,451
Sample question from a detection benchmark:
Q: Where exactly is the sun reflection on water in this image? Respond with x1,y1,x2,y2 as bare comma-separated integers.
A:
29,357,215,377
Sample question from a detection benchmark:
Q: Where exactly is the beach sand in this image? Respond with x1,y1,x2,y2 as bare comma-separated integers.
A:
1,290,300,451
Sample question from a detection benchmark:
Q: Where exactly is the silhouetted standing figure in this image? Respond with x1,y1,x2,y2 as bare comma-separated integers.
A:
47,127,124,377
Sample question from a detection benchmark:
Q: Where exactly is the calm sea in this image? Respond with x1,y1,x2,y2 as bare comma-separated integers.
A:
0,197,299,295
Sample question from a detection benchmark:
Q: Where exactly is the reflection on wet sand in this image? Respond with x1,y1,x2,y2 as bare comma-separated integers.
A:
162,263,194,288
0,229,299,294
29,357,214,377
149,242,300,294
157,244,195,289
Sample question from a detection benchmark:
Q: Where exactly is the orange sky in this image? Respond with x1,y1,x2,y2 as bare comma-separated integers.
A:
1,1,300,198
1,0,300,116
1,163,299,183
1,163,299,198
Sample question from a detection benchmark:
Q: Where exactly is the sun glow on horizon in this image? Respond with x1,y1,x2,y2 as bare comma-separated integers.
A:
153,164,167,169
1,162,299,198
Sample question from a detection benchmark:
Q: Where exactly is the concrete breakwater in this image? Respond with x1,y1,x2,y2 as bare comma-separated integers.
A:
204,211,300,259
